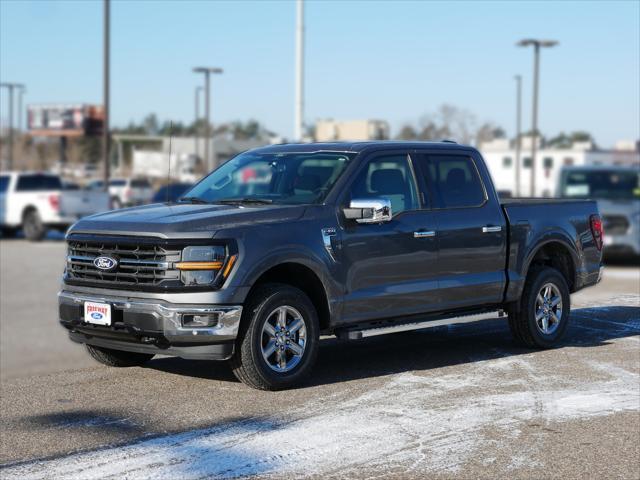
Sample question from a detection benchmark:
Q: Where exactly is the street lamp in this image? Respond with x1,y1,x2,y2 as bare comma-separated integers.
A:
514,75,522,197
103,0,110,190
17,86,26,132
517,38,558,197
0,82,25,170
194,86,203,160
192,67,223,171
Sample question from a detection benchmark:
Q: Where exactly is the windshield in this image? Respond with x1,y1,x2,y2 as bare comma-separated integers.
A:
182,151,355,205
561,170,640,200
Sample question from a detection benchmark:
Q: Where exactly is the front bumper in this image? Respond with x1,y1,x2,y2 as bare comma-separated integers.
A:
58,290,242,360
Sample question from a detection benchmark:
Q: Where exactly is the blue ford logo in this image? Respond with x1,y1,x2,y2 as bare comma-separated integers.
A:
93,256,118,271
91,312,104,320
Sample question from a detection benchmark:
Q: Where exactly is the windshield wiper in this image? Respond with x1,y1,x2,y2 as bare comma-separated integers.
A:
214,198,274,205
179,196,211,204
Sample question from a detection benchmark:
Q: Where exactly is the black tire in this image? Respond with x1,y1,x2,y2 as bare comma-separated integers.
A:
86,344,154,367
230,283,320,390
22,209,46,242
0,227,18,238
509,266,571,349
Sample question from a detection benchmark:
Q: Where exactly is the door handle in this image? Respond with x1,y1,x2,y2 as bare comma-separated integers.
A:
414,230,436,238
482,226,502,233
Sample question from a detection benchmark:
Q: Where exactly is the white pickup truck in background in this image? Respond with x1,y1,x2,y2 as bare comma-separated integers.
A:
0,172,111,241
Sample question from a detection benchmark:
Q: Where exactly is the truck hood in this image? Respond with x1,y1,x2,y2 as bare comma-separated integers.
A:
69,202,307,238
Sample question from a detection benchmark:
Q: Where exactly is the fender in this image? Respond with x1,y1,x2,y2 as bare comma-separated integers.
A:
235,245,341,322
506,224,582,303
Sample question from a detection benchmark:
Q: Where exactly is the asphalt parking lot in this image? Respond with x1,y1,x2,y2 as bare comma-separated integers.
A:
1,239,639,479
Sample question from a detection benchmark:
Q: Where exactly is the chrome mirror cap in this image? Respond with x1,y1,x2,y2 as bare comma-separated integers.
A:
344,198,392,224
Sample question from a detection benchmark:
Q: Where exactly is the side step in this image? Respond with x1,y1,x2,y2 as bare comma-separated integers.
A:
336,310,506,340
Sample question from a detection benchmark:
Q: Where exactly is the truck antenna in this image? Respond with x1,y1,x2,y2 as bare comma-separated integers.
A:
167,121,173,203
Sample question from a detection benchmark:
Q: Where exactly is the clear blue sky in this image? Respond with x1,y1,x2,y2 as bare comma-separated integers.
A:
1,0,639,147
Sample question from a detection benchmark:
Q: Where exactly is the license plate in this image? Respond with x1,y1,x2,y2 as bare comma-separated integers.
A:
84,301,111,326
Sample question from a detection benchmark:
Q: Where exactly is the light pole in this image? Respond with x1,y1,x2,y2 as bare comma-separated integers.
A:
194,86,203,160
517,38,557,197
17,86,26,132
294,0,305,141
514,75,522,197
103,0,110,191
0,82,25,170
193,67,223,171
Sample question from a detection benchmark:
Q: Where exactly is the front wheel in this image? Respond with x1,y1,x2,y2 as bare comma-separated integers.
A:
509,266,571,349
230,284,319,390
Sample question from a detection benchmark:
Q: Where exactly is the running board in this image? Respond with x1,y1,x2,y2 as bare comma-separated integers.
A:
336,310,506,340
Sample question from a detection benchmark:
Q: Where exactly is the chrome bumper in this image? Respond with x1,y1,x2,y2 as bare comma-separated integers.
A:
58,290,243,342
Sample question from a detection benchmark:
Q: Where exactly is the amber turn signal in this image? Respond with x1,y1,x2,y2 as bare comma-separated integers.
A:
175,261,224,271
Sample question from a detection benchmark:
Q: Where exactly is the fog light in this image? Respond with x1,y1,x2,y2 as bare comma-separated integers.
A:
182,313,219,328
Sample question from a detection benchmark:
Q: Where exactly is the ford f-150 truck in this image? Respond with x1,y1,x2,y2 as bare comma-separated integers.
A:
0,172,110,241
59,142,603,390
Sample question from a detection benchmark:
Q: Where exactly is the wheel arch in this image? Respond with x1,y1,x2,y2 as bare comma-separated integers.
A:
523,238,578,293
246,261,332,332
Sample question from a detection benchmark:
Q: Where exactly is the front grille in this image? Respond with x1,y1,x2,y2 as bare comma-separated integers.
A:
603,215,629,236
66,239,182,289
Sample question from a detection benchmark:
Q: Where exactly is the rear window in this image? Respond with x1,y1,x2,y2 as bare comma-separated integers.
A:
422,155,486,208
16,174,62,192
109,179,127,187
131,179,151,188
0,176,9,193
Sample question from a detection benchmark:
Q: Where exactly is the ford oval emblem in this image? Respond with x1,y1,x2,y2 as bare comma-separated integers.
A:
93,256,118,271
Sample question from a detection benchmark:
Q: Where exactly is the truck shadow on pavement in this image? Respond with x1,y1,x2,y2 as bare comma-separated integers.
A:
145,305,640,388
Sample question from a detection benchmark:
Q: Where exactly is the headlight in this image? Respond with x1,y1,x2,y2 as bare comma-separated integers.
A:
176,246,234,286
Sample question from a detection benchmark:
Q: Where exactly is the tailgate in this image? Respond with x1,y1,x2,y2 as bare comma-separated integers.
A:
60,191,111,218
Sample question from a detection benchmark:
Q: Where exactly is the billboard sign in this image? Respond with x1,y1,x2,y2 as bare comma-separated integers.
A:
27,104,104,137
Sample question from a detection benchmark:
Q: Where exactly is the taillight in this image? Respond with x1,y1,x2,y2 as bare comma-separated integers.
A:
125,188,132,199
48,194,60,212
590,214,604,251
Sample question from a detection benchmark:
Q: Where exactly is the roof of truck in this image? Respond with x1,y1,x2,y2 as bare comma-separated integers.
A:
249,140,474,154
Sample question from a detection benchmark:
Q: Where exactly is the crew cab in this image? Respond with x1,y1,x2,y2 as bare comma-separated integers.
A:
58,142,603,390
0,172,110,241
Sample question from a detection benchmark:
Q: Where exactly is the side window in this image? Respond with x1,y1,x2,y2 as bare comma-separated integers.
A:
423,155,486,208
348,154,419,216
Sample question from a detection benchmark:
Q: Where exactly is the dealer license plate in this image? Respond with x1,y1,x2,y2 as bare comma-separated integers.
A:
84,301,111,326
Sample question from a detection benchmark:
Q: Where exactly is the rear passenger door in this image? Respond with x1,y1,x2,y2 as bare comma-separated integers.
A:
414,151,507,310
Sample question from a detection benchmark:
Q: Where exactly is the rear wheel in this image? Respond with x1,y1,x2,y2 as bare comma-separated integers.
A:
230,283,319,390
509,266,571,348
86,345,154,367
22,209,46,242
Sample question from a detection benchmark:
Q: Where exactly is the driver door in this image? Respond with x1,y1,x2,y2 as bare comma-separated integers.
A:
339,151,439,325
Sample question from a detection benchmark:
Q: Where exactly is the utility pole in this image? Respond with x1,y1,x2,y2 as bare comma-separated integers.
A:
17,86,26,132
0,82,24,170
193,67,223,171
103,0,110,191
294,0,305,141
514,75,522,197
194,86,203,160
517,38,557,197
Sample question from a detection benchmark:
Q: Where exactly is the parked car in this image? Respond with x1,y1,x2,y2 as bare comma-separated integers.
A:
0,172,110,241
151,183,194,203
59,142,603,390
559,165,640,257
89,177,154,208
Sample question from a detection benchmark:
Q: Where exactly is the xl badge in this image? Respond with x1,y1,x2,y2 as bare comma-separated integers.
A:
93,256,118,272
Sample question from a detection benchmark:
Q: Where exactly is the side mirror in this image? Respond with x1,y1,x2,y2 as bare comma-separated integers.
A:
343,198,392,224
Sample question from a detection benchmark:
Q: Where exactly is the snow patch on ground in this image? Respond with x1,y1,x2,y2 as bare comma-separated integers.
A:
3,358,639,480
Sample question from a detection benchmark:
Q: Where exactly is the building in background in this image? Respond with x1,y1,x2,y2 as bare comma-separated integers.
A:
480,136,640,197
315,119,389,142
113,133,270,181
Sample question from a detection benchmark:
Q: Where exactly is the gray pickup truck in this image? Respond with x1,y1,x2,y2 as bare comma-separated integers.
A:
59,141,603,390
